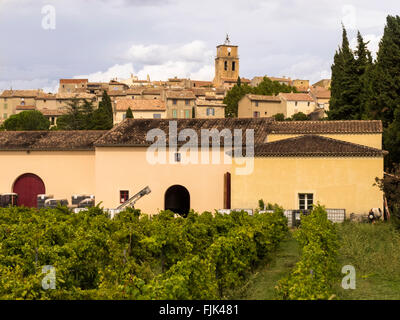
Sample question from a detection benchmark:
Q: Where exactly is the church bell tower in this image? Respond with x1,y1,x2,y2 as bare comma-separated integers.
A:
213,34,239,88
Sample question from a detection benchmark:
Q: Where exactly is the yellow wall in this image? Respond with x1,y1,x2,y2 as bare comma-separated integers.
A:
284,100,317,118
0,151,96,201
267,133,382,149
114,110,166,124
195,106,225,118
231,157,383,215
238,95,285,118
95,147,231,213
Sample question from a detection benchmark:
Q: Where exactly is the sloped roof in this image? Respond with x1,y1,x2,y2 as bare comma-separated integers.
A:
269,120,382,134
310,86,331,99
60,79,88,84
279,93,314,102
0,131,107,151
0,90,42,98
116,99,166,111
94,118,268,147
246,94,281,102
166,90,196,99
250,135,386,157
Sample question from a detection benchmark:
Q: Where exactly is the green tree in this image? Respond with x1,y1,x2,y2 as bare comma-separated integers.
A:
126,107,133,119
366,16,400,127
273,113,285,121
3,110,50,131
56,99,85,130
328,26,360,120
290,112,309,121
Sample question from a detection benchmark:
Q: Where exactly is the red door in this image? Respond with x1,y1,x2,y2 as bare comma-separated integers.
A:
13,173,45,208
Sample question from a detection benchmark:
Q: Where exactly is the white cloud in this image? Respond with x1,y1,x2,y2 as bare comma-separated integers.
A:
75,63,135,82
80,41,214,82
280,55,332,83
0,78,59,93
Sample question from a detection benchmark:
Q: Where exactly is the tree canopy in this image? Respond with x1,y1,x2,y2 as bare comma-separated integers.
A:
3,110,50,131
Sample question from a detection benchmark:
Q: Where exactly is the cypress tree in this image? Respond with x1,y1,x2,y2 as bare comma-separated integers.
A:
328,26,359,120
126,107,133,119
367,15,400,127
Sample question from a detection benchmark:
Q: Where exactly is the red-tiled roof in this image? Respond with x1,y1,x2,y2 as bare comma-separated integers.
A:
246,94,281,102
279,93,314,102
16,105,36,110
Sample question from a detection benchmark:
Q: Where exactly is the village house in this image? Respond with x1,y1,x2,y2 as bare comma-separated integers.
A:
114,99,166,123
58,79,88,93
194,100,226,118
238,94,284,118
0,90,42,121
165,90,196,118
0,119,384,217
278,92,316,118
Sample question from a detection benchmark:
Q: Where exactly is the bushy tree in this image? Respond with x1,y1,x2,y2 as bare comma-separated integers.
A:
3,110,50,131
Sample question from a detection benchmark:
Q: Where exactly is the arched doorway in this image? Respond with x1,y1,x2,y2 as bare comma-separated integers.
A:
164,185,190,217
13,173,45,208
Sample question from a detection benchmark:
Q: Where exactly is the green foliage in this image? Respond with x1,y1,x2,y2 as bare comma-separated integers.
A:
276,205,339,300
289,112,309,121
56,92,113,130
3,110,50,131
366,16,400,127
223,77,297,117
329,26,369,120
0,206,288,300
273,113,285,121
125,107,133,119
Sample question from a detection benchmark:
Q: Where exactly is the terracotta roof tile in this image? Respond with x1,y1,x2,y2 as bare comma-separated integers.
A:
269,120,382,134
116,99,166,111
251,135,386,157
60,79,88,84
0,90,42,98
0,131,107,151
246,94,281,102
16,105,36,110
95,118,268,147
166,90,196,100
279,93,314,102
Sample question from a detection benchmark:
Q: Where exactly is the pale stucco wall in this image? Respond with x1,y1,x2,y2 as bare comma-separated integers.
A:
267,133,382,149
0,151,96,202
94,147,232,213
231,157,384,215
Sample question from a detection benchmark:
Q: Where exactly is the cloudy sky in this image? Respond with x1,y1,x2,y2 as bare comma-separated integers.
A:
0,0,397,92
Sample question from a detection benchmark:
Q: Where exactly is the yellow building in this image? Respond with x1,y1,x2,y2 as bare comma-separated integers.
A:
0,90,42,121
114,99,166,123
278,93,317,118
238,94,284,118
195,100,226,118
0,119,385,217
165,90,196,118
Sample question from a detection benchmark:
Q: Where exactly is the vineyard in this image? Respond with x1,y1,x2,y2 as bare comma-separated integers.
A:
0,205,288,300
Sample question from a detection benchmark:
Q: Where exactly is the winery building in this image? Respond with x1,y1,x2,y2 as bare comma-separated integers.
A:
0,119,385,216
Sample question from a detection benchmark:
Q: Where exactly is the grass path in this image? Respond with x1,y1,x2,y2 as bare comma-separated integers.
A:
233,232,300,300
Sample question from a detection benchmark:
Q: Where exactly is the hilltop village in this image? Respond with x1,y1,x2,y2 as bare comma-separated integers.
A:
0,37,331,126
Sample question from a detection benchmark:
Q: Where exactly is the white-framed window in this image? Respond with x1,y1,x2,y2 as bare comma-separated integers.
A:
299,193,313,210
153,114,161,119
